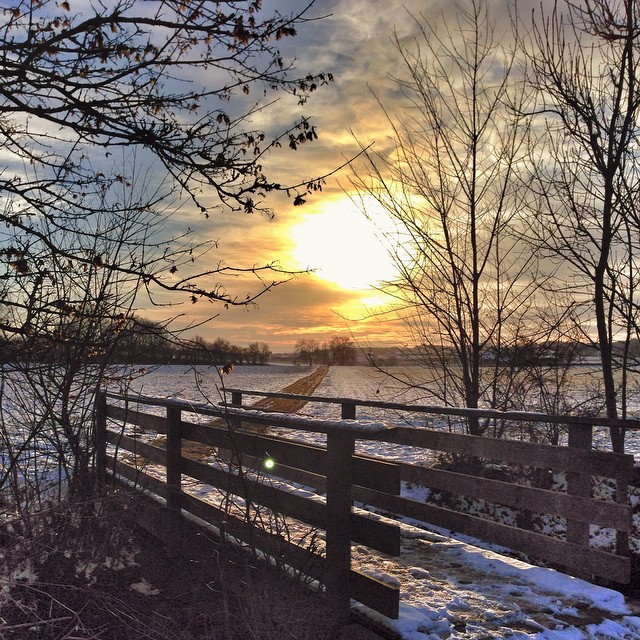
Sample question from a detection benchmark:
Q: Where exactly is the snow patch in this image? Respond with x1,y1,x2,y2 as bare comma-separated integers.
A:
130,577,160,596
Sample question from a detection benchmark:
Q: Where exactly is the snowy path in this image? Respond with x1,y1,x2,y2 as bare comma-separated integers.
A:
180,462,640,640
350,517,640,639
184,463,640,639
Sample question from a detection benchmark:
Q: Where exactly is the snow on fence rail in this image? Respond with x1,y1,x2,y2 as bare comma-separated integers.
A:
95,388,637,622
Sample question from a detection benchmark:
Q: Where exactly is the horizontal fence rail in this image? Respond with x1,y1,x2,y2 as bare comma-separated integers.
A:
97,388,637,621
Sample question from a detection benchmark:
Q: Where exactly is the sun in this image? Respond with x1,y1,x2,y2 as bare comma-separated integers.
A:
289,196,397,291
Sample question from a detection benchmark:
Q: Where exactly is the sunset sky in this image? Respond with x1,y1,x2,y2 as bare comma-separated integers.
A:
146,0,522,353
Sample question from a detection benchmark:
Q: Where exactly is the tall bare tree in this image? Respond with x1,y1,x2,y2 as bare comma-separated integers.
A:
525,0,640,452
351,0,540,434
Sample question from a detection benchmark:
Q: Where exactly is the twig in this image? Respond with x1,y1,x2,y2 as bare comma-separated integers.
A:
1,615,74,631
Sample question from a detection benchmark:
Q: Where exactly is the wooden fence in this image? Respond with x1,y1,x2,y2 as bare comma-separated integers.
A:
96,388,637,621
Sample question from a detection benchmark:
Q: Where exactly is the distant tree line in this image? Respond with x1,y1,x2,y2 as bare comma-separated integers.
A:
183,336,272,366
294,337,357,366
0,316,271,366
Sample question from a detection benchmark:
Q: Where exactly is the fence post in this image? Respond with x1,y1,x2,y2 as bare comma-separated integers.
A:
567,422,592,577
341,402,356,420
230,390,244,431
325,429,355,620
94,390,107,484
166,404,182,511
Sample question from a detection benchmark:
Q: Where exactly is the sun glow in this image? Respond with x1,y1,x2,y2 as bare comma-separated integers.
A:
290,196,398,291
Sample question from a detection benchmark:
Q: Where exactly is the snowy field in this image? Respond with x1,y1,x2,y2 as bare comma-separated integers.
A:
123,363,640,460
119,364,640,639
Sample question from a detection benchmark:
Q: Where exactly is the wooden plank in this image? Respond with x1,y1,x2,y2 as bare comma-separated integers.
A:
355,487,630,584
383,427,635,479
178,421,230,448
616,473,631,557
182,456,324,525
342,402,356,419
181,421,401,494
181,492,330,592
399,464,632,531
349,569,400,619
106,456,168,499
566,424,592,560
214,443,399,496
350,514,400,556
180,457,400,556
222,389,640,430
105,430,167,466
248,459,329,494
166,406,182,511
182,492,328,584
182,493,267,547
106,404,168,433
211,405,397,437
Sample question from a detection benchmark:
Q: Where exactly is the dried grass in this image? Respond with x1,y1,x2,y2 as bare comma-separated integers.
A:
0,494,344,640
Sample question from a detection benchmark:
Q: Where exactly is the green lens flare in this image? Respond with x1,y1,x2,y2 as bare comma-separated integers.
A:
263,457,275,470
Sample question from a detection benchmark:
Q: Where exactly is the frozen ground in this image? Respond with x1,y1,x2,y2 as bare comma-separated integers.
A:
122,364,640,639
124,363,640,460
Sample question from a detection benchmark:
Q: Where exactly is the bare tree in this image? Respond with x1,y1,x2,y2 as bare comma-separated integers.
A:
112,317,175,363
327,336,356,366
246,341,271,365
295,338,320,366
0,188,166,505
524,0,640,452
351,0,540,434
259,342,273,365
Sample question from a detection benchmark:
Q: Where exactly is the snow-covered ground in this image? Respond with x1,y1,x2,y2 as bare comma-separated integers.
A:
121,364,640,639
124,363,640,460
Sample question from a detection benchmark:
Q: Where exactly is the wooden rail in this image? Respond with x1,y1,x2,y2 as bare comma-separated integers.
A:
96,389,636,621
97,391,402,620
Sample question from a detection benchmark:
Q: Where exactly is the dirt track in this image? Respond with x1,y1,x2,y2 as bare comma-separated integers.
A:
179,366,329,459
250,365,329,413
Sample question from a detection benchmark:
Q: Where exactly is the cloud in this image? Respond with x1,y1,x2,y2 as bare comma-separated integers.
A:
139,0,532,351
144,269,406,352
161,1,418,349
